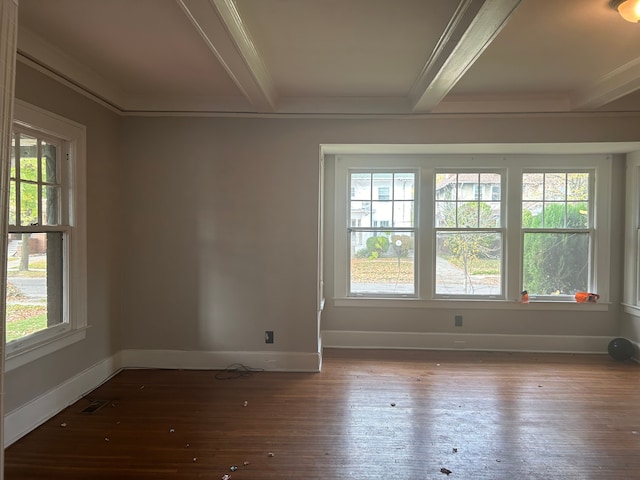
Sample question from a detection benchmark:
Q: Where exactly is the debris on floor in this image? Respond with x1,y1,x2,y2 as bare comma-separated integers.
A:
268,452,275,457
440,467,452,475
230,466,238,471
60,422,67,428
390,402,396,407
452,448,457,453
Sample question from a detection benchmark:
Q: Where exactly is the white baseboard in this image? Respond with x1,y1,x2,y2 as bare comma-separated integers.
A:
321,330,612,354
4,352,124,447
119,349,322,372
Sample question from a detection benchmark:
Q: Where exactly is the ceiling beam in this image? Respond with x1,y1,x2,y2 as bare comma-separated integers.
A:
409,0,522,113
571,56,640,110
176,0,278,112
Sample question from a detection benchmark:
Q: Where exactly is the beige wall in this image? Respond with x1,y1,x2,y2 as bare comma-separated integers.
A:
8,60,640,414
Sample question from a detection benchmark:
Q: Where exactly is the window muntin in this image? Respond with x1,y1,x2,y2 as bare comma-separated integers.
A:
435,172,503,296
349,171,416,296
521,171,592,298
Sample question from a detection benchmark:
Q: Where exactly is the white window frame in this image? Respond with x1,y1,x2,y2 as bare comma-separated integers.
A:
6,100,87,370
624,152,640,316
434,169,505,299
520,169,595,301
333,154,611,310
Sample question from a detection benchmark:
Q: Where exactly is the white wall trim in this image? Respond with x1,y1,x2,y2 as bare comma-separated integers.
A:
119,349,321,373
322,330,612,354
4,352,124,447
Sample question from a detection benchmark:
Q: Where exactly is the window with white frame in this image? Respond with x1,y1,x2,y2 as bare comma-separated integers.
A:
348,171,416,296
435,172,503,296
333,154,611,305
521,171,592,298
6,101,86,367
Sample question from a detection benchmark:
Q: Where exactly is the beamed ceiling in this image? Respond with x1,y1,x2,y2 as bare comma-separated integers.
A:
15,0,640,115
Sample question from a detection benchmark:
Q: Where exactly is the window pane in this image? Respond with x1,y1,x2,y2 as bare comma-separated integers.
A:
481,202,501,227
435,201,456,227
394,174,414,200
458,173,479,200
350,231,414,295
523,232,589,295
372,201,391,226
436,231,502,295
522,201,543,228
19,134,38,182
373,173,392,200
6,232,63,343
393,201,414,227
435,174,456,200
42,184,60,225
567,173,588,201
480,173,501,200
522,173,543,200
20,183,38,226
457,202,479,227
545,173,566,201
41,141,57,184
351,173,371,200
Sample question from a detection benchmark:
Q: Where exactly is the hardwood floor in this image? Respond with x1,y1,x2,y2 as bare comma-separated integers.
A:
5,349,640,479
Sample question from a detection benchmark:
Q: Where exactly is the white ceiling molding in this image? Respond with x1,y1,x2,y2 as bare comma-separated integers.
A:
571,56,640,110
17,26,126,109
277,96,412,115
433,93,571,114
409,0,522,113
176,0,278,112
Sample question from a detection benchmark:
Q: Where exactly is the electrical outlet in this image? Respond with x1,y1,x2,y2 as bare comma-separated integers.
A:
454,315,463,327
265,330,274,344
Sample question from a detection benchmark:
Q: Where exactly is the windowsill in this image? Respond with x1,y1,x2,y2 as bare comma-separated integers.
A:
5,326,88,371
333,297,609,311
623,303,640,318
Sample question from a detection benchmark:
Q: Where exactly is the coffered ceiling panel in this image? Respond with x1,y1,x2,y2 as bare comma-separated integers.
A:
15,0,640,115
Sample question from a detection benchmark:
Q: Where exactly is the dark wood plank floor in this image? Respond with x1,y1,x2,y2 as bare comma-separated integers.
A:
5,349,640,479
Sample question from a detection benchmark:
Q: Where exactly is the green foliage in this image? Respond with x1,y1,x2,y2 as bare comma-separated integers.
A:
522,202,589,295
365,235,389,260
10,158,39,226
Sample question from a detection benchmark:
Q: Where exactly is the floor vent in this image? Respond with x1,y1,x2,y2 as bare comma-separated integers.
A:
81,400,110,414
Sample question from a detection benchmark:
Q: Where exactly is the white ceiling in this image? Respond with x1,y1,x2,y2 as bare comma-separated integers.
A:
15,0,640,115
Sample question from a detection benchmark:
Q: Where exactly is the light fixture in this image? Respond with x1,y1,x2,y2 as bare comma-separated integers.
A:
610,0,640,23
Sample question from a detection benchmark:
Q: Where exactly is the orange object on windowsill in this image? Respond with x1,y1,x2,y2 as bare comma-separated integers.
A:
575,292,599,303
520,290,529,304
